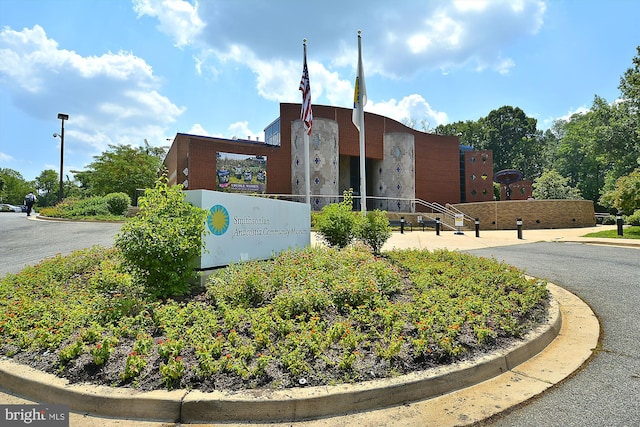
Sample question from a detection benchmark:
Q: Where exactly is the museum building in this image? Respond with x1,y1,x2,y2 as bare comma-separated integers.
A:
164,103,495,211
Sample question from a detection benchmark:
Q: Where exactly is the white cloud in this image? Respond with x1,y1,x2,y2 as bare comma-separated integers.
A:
369,94,449,129
133,0,547,97
228,121,260,141
0,152,15,162
0,25,155,93
186,123,210,136
559,106,590,122
0,25,185,156
133,0,205,47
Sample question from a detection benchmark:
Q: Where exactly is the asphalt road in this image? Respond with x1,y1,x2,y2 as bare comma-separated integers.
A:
468,243,640,427
0,213,122,276
1,214,639,426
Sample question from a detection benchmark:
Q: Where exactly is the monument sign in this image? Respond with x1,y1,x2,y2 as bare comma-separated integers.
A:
185,190,311,269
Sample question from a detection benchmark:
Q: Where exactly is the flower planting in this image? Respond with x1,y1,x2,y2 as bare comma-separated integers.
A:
0,244,549,392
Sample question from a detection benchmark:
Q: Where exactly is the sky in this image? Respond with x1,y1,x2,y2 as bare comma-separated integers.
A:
1,0,639,182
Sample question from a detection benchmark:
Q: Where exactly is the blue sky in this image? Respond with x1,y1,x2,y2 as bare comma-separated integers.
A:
1,0,639,182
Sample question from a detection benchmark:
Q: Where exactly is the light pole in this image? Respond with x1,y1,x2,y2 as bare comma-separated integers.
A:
53,113,69,202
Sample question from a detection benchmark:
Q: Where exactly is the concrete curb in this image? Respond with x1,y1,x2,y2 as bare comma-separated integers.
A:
0,293,561,423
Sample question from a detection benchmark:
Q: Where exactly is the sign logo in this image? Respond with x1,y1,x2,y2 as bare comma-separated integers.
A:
207,204,230,235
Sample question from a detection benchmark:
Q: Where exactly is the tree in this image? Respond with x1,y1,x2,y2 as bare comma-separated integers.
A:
479,106,543,179
35,169,59,207
599,168,640,214
0,168,32,205
435,107,545,180
434,119,485,149
74,142,167,200
554,111,604,203
532,169,582,200
619,46,640,119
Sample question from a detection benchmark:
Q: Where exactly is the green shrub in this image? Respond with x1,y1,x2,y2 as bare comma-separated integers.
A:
115,178,208,299
625,210,640,226
38,195,132,219
104,192,131,216
68,197,110,217
355,209,391,255
315,189,359,248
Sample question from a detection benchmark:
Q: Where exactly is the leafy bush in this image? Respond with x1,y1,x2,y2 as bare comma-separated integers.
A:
67,197,110,217
315,189,359,248
355,209,392,255
115,178,208,299
600,168,640,214
625,210,640,226
532,169,582,200
104,192,131,216
38,196,127,220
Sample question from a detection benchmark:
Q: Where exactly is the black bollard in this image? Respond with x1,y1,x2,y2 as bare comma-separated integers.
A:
436,217,441,236
617,214,624,236
400,216,405,234
475,218,480,238
517,218,523,239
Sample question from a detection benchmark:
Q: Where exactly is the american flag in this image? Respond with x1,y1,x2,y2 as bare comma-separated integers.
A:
299,45,312,135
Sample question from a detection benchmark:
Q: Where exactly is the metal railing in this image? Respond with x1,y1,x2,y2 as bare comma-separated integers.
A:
253,194,473,231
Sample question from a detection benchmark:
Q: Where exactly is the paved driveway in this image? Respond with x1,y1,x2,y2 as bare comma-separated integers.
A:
0,213,122,277
469,243,640,427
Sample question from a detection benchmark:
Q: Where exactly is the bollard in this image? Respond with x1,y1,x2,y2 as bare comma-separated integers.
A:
517,218,523,239
475,218,480,238
400,216,405,234
436,217,441,236
617,214,624,236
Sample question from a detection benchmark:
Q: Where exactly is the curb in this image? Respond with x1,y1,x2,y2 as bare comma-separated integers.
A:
0,294,561,423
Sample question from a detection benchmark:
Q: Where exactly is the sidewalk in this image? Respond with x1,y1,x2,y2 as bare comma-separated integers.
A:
313,224,640,252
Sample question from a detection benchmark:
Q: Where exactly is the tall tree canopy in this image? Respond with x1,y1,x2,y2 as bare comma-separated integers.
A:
34,169,59,207
73,142,166,200
0,168,32,205
435,106,544,179
479,106,542,178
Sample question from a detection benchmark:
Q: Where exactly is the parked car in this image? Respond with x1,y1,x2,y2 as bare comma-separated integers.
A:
0,203,23,212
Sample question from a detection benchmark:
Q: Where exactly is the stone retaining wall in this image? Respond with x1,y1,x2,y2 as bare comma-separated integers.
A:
451,200,596,230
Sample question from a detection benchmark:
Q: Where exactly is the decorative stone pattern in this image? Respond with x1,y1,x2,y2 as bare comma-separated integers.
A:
452,200,596,230
464,150,494,202
370,132,415,212
291,118,339,209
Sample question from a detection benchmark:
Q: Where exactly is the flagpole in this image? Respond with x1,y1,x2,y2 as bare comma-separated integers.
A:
357,31,367,214
303,40,311,206
300,39,311,206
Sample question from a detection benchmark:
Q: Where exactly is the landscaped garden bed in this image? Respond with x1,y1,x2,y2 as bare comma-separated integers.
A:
0,244,549,392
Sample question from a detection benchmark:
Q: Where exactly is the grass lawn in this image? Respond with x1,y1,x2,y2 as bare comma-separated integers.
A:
0,245,549,392
583,225,640,239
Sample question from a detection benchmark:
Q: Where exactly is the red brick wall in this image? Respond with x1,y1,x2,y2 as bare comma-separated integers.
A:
500,180,533,200
464,150,494,202
168,134,290,194
165,104,463,205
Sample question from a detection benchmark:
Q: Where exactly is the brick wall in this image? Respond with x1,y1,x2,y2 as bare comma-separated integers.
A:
452,200,596,230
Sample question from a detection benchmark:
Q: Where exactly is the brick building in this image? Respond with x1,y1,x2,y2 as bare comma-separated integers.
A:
164,103,494,211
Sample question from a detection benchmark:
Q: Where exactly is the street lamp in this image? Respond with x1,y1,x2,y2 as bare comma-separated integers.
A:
53,113,69,202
